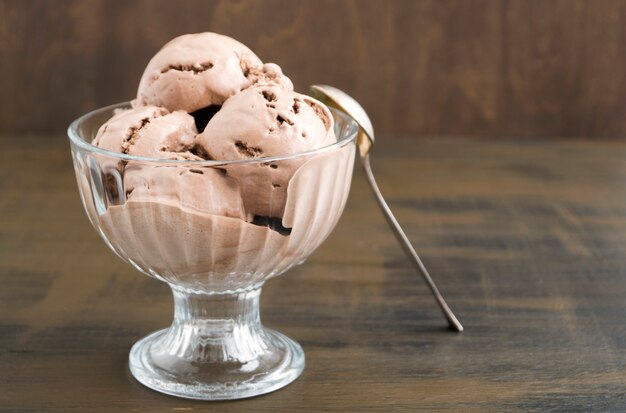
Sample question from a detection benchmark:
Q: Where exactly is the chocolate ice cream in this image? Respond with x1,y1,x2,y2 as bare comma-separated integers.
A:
197,85,335,218
93,105,199,160
135,32,292,113
89,32,350,286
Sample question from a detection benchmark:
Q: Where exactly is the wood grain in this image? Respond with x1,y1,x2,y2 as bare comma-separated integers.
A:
1,0,626,138
2,134,626,411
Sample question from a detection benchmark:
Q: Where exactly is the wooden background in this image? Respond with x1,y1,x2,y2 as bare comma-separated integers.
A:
1,0,626,138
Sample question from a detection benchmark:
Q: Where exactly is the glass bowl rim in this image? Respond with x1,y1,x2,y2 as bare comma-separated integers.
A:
67,102,359,166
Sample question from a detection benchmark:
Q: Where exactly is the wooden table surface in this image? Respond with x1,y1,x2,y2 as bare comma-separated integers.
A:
2,135,626,412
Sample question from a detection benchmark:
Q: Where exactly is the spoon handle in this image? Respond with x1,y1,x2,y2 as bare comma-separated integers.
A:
361,154,464,332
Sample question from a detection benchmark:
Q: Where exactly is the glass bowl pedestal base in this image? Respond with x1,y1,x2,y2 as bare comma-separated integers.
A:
128,284,305,400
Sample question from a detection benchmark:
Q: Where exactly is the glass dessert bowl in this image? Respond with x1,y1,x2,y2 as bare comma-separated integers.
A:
68,103,357,400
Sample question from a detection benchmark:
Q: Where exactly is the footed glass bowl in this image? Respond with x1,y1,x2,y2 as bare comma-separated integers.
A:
67,103,358,400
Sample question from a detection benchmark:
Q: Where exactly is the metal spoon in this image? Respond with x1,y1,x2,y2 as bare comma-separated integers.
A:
311,85,463,332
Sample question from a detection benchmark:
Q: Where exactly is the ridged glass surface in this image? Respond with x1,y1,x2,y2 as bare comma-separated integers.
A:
68,103,358,400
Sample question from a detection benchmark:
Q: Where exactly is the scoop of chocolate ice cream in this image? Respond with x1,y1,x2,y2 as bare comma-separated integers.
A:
135,32,292,114
92,105,200,160
196,85,336,219
93,105,247,221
